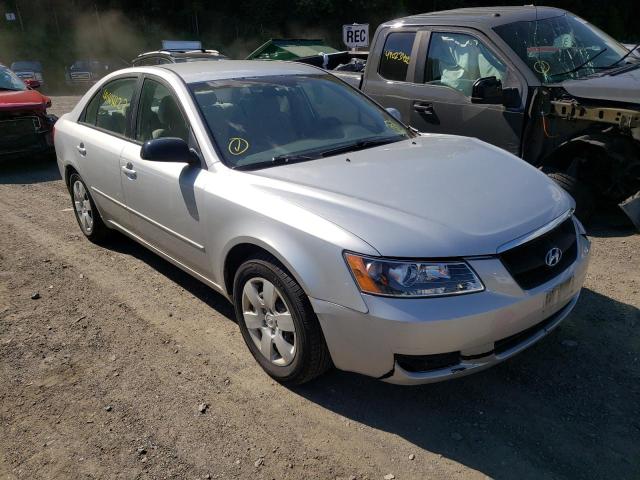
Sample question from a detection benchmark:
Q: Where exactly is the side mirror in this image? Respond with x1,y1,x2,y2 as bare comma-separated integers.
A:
385,107,402,121
140,137,199,165
24,79,41,89
471,76,503,105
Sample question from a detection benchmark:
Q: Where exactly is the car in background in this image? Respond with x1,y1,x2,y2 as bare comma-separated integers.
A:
0,65,56,159
65,59,114,87
132,49,227,66
10,60,45,86
54,61,589,385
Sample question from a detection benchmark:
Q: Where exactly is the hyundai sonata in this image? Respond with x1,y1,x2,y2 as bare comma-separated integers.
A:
54,61,590,384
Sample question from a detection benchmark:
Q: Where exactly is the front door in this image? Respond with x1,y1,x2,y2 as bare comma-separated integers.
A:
407,29,526,156
119,77,210,277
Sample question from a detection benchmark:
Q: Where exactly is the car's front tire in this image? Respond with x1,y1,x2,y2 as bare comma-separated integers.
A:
233,253,331,385
68,173,110,243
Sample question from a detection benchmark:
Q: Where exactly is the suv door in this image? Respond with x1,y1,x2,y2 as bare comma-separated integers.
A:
406,29,526,156
76,76,138,230
119,76,210,277
362,29,421,121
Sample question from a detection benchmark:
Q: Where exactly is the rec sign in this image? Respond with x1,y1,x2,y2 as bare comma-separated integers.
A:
343,24,369,49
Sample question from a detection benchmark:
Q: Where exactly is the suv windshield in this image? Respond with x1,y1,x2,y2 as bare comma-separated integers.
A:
190,74,411,169
0,66,27,91
495,13,633,83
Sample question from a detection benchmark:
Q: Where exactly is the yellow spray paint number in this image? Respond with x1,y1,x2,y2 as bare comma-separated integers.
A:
228,137,249,155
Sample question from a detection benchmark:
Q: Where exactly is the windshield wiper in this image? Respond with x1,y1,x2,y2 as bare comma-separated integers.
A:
233,154,316,171
0,87,22,91
548,48,608,79
317,135,405,158
594,42,640,70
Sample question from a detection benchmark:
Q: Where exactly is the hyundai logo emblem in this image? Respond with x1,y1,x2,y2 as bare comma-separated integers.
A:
545,247,563,267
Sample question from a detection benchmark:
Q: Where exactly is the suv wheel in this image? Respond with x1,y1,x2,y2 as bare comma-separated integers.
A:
547,171,595,222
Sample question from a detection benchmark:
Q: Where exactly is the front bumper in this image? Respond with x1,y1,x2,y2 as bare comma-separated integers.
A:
0,114,56,158
312,232,590,385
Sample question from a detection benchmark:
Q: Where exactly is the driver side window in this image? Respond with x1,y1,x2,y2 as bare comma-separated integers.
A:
136,79,190,143
425,32,506,97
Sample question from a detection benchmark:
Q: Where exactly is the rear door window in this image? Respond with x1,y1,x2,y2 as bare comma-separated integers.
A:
83,77,137,137
378,32,416,81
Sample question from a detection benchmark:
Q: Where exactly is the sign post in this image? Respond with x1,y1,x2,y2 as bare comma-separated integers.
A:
342,24,369,51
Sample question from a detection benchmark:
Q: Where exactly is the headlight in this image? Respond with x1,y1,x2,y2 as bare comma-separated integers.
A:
344,252,484,297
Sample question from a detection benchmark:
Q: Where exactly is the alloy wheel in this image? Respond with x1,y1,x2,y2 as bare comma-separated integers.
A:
72,180,94,235
241,277,296,366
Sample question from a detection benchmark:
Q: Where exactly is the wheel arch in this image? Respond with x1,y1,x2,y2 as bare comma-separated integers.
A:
222,239,310,300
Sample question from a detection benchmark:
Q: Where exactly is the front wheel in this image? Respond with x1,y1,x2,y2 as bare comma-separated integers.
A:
233,254,331,385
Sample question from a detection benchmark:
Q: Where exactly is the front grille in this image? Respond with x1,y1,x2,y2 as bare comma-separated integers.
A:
70,72,91,81
0,117,41,150
500,218,577,290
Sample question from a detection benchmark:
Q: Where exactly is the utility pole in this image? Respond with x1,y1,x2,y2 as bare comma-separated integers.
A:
15,0,24,32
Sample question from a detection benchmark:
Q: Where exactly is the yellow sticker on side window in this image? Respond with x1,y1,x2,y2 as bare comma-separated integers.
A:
102,89,128,109
383,50,411,65
228,137,249,155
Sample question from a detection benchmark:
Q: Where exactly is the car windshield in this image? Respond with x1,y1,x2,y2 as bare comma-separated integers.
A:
190,74,411,169
10,61,43,72
0,67,27,91
494,13,634,83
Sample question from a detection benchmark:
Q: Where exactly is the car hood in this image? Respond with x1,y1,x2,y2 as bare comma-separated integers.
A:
562,66,640,105
0,89,49,112
249,135,573,258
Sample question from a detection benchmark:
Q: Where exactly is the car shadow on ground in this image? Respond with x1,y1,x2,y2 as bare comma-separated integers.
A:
292,288,640,480
100,232,236,321
0,155,61,184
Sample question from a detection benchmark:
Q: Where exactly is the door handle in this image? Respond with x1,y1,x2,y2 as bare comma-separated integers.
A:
121,163,137,179
413,103,435,115
77,143,87,156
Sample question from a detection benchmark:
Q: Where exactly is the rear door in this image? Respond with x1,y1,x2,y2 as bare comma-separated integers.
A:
361,28,421,121
119,76,210,276
406,28,526,155
75,76,138,230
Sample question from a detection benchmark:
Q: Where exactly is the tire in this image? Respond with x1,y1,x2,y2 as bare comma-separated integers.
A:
68,173,110,243
233,253,331,385
547,171,595,222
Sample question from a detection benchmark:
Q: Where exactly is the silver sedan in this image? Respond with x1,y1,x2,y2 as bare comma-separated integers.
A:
54,61,590,385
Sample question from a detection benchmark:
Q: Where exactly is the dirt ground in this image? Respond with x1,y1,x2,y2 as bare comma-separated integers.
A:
1,96,639,480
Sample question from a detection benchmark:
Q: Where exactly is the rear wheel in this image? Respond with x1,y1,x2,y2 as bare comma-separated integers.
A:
68,173,110,242
547,171,595,222
233,253,331,385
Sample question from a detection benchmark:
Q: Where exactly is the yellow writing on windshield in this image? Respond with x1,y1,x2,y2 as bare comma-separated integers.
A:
383,50,411,65
228,137,249,155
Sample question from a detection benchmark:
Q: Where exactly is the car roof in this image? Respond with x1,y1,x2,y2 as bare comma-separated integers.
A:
156,60,322,83
383,6,568,29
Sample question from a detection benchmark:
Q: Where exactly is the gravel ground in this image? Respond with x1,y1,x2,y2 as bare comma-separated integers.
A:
0,97,639,479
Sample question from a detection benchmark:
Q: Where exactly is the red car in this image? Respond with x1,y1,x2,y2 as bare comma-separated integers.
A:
0,65,56,159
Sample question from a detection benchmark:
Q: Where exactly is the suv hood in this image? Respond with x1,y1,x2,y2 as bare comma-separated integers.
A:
562,66,640,104
250,135,573,257
0,89,49,112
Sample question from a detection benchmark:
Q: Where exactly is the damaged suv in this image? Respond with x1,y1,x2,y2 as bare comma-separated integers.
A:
324,7,640,227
